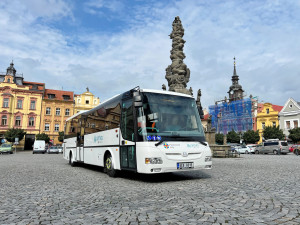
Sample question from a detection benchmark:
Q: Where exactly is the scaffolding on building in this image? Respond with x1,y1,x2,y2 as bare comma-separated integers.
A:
209,98,253,134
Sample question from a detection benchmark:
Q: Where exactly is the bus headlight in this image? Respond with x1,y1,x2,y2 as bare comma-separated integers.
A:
145,157,163,164
205,156,212,162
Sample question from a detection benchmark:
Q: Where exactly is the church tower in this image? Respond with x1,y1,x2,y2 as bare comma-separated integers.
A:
228,57,244,102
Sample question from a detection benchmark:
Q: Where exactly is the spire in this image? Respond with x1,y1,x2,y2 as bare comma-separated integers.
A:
228,57,244,102
6,60,16,76
233,57,237,76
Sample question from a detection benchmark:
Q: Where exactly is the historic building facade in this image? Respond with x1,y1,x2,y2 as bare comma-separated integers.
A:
256,103,283,143
74,89,100,114
0,62,45,149
41,89,74,145
279,98,300,138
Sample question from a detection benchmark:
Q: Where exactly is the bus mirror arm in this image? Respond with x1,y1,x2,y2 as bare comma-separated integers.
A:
197,106,204,119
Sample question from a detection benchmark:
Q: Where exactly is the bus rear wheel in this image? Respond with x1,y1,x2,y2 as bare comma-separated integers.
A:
69,152,76,167
105,153,117,177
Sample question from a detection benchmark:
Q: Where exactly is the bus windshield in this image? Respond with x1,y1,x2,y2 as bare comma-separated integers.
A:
136,92,205,142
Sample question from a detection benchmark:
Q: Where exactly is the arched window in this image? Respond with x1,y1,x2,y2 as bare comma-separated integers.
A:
29,117,34,127
2,115,7,125
15,116,21,126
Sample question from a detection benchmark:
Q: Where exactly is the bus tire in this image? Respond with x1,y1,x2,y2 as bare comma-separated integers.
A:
105,153,117,177
69,152,76,167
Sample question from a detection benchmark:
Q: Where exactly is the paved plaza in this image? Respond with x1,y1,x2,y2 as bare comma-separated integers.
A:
0,152,299,225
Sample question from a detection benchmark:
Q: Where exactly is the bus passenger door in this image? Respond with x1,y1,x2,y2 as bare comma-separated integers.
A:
120,98,137,171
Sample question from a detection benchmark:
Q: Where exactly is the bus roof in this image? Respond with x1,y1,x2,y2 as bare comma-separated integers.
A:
140,89,193,98
66,88,194,121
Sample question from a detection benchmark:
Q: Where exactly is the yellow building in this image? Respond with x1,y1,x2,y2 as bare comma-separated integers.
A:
0,62,44,149
40,89,74,145
256,103,283,143
74,88,100,113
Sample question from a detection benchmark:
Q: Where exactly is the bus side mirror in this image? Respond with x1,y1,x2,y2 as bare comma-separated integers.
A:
198,106,204,119
133,91,143,108
134,102,143,107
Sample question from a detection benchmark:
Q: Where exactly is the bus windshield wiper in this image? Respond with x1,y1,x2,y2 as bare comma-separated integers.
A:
155,136,207,147
155,137,166,147
171,136,208,146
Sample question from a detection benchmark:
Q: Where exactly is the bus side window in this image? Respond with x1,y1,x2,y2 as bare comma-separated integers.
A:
121,99,134,141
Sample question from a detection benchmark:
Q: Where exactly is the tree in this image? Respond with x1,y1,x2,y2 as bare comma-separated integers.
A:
262,126,284,140
288,127,300,143
226,129,240,143
58,131,64,143
215,133,224,145
36,133,50,143
4,128,26,143
242,130,260,144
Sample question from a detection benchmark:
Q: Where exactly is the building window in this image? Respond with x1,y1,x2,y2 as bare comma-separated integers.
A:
65,108,70,116
7,78,11,83
28,117,34,127
46,107,51,115
294,120,298,128
17,99,23,109
286,121,291,129
262,122,265,129
1,115,7,125
78,99,81,103
266,108,269,114
289,104,293,108
3,98,9,108
54,124,59,131
30,100,36,110
45,123,50,131
63,95,70,100
48,94,55,99
56,108,60,116
273,122,276,127
86,100,89,104
15,116,21,126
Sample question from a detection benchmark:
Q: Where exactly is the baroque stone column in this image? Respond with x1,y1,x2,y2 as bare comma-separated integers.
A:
165,16,191,95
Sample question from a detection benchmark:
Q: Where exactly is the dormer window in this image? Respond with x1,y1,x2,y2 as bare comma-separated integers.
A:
48,94,55,99
63,95,70,100
7,78,11,83
266,108,269,114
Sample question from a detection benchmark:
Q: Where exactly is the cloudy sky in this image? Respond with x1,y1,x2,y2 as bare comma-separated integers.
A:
0,0,299,109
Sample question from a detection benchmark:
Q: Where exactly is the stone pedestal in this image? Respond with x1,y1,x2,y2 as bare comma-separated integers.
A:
205,131,215,145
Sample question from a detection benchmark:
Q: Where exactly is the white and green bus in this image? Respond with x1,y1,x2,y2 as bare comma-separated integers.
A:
63,87,212,177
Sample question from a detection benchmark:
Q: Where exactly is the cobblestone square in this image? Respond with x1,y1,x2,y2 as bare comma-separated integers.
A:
0,152,299,224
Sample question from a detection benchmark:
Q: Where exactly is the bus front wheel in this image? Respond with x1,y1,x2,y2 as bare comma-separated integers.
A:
105,153,117,177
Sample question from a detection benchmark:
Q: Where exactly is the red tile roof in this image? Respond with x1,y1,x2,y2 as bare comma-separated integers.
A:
272,105,283,112
201,113,210,121
257,103,283,113
44,89,74,101
23,81,45,91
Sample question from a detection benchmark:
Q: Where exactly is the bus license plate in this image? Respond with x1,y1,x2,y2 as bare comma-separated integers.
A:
177,162,194,169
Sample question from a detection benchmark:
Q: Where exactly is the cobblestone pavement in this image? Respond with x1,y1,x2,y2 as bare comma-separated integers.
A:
0,152,300,225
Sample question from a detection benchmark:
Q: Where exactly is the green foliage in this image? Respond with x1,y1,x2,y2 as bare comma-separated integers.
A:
263,126,284,140
242,130,260,144
215,133,224,145
4,128,26,143
58,131,64,143
226,129,240,143
288,127,300,143
36,133,50,143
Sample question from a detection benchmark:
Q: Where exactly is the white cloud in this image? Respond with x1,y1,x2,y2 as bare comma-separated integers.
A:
0,0,300,109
